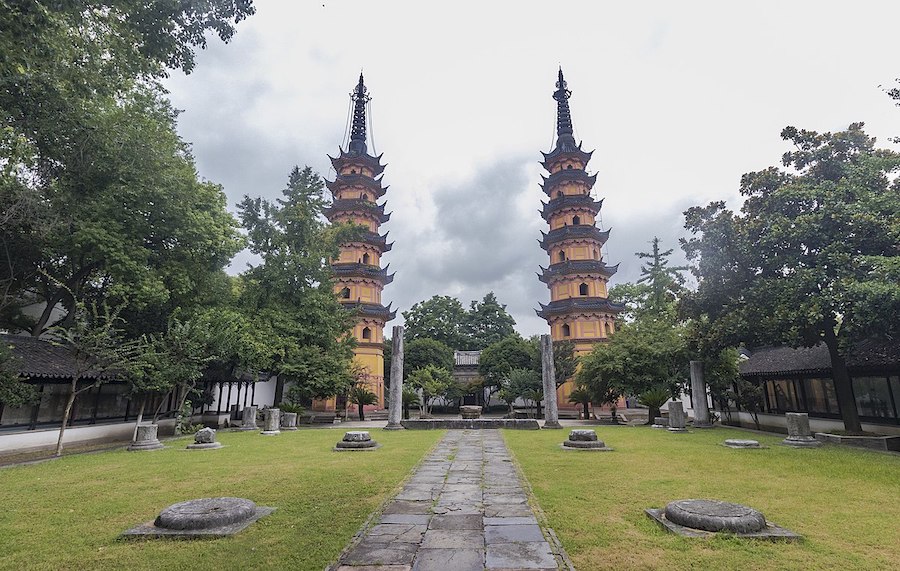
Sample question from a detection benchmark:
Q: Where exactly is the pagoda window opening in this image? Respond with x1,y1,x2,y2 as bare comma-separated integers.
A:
362,253,370,265
593,249,599,260
572,215,581,225
558,251,566,262
566,164,573,169
579,283,588,296
556,191,563,199
362,193,369,201
362,327,371,340
605,322,613,336
339,287,351,299
351,169,357,174
562,324,571,337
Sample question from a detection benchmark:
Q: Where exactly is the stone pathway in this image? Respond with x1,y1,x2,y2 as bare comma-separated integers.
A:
334,430,566,571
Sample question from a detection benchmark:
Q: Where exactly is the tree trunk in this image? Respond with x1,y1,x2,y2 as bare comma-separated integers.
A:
647,405,661,425
582,402,590,420
55,378,79,457
132,398,146,441
358,404,365,421
823,325,862,432
273,376,284,405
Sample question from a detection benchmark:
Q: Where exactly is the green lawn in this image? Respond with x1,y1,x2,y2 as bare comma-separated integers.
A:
503,426,900,571
0,428,444,570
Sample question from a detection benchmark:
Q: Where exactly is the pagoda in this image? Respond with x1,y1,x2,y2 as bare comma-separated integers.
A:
536,69,624,403
321,73,396,412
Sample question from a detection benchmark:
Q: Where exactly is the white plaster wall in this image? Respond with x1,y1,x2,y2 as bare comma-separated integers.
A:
725,411,900,436
0,418,177,454
206,377,279,414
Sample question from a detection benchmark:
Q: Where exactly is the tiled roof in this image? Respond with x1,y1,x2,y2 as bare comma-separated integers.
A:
454,351,481,367
739,338,900,376
2,333,115,380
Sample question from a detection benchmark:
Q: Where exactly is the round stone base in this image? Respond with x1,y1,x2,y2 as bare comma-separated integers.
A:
383,424,405,431
260,430,281,436
186,442,223,450
667,427,689,433
334,441,381,452
234,426,258,431
560,441,613,451
127,440,164,452
724,439,761,449
782,437,822,448
281,427,298,431
155,497,257,531
665,499,766,533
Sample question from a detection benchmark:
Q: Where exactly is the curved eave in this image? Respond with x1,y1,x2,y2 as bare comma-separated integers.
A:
328,149,386,177
539,226,611,250
349,231,392,253
540,145,593,169
332,263,395,284
535,297,625,319
324,200,391,223
350,302,397,321
537,262,620,283
541,196,603,221
540,170,598,195
325,175,388,198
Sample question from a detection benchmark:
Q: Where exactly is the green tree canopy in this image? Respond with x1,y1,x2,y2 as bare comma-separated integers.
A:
464,292,517,349
405,338,454,376
682,123,900,431
478,335,537,390
402,295,469,349
238,166,358,402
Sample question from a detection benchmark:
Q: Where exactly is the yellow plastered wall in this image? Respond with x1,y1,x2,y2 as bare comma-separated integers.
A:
335,283,382,304
337,246,381,265
549,160,586,173
354,341,385,407
551,279,608,300
339,165,374,178
549,211,597,230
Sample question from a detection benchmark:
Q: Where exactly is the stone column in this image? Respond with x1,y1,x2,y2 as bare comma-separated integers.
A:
385,325,405,430
667,401,688,432
237,405,258,430
690,360,713,428
261,408,280,435
782,412,822,447
540,335,562,429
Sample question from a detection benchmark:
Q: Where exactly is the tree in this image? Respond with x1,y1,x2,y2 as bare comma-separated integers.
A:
567,386,592,420
575,351,625,419
464,292,516,349
348,383,378,421
552,339,578,388
682,123,900,432
478,336,537,392
0,341,37,410
405,338,454,376
402,386,420,420
636,237,688,316
637,387,670,425
508,368,543,418
577,316,688,414
2,89,243,337
238,166,358,402
407,365,453,417
48,302,145,456
402,295,469,349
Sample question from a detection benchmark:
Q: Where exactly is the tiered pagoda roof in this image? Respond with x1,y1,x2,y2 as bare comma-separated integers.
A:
539,226,610,250
540,195,603,221
351,301,397,321
332,262,395,285
323,199,391,224
539,169,598,195
536,297,625,319
538,260,619,283
325,173,388,199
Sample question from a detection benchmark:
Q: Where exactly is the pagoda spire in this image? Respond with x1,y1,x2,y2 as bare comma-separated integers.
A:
348,72,370,155
553,68,577,152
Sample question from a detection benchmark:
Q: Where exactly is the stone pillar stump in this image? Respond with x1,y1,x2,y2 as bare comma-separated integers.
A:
667,402,688,432
261,408,281,435
782,413,821,447
237,406,258,431
128,423,164,451
690,360,713,427
281,412,298,430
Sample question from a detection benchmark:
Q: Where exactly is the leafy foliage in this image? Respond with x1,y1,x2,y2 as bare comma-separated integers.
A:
464,292,517,349
681,123,900,431
347,384,378,421
405,338,454,376
478,335,537,390
402,292,517,350
407,365,453,416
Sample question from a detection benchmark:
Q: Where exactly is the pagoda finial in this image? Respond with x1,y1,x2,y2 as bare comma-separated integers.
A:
348,72,370,155
553,68,576,151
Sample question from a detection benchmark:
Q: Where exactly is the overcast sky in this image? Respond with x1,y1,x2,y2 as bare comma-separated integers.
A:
164,1,900,337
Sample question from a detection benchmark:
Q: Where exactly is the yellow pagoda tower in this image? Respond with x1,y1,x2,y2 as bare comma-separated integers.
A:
321,73,395,412
536,69,623,406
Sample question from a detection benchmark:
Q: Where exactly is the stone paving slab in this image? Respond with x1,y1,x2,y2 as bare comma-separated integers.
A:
333,430,567,570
